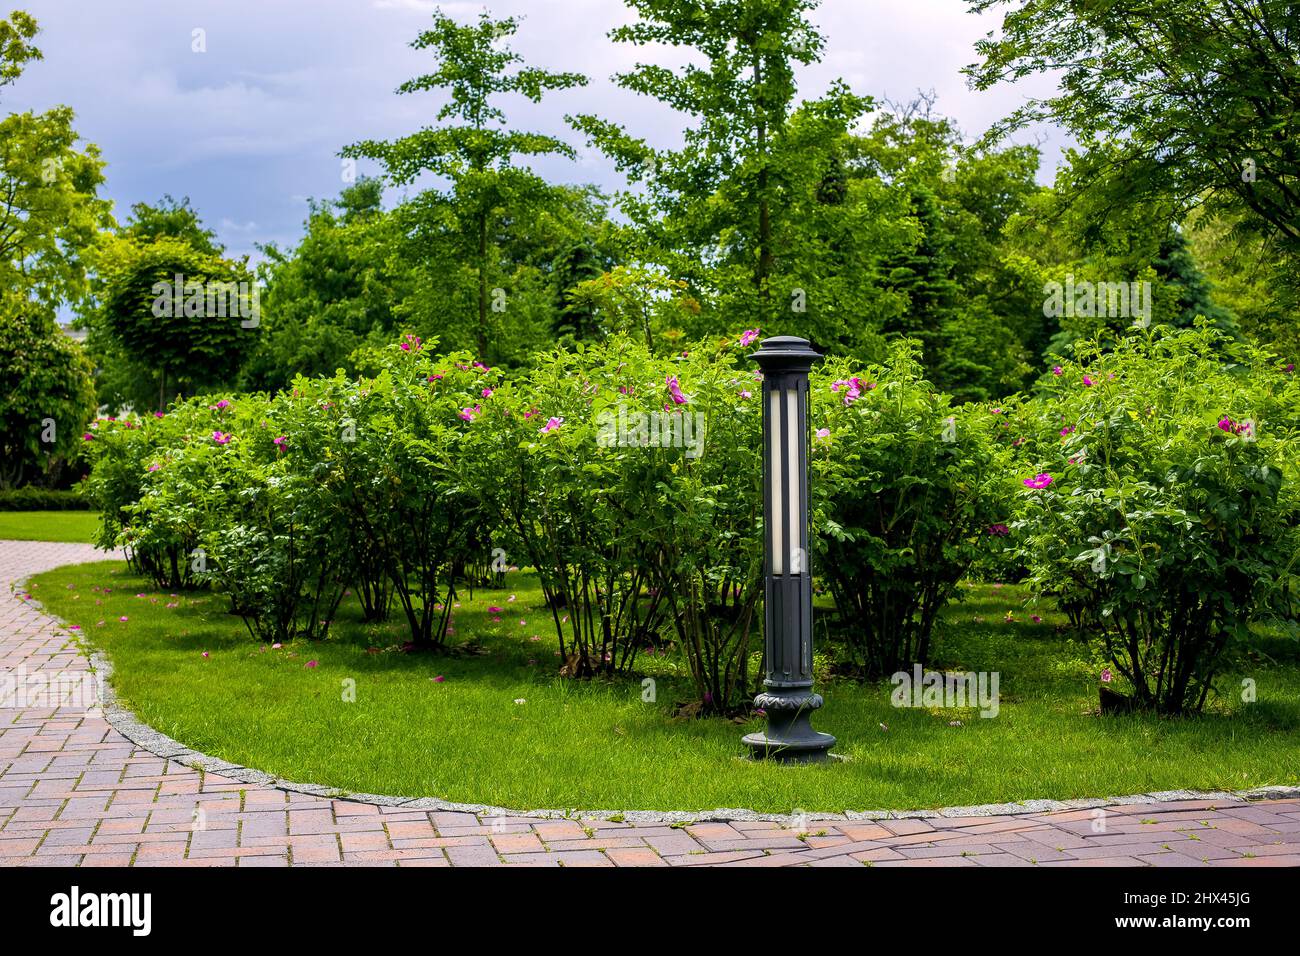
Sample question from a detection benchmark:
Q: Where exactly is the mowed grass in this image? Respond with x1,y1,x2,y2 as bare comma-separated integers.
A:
27,561,1300,813
0,510,100,542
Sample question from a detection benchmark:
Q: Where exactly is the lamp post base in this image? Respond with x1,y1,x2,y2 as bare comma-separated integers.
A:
742,730,837,764
743,691,836,763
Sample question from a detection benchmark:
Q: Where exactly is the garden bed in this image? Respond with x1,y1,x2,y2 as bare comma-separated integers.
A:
30,560,1300,814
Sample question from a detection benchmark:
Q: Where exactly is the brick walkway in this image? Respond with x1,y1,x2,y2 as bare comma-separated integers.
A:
3,539,1300,867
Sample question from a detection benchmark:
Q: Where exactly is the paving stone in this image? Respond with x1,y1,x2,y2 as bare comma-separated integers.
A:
968,852,1035,867
850,847,907,862
642,831,705,856
1040,856,1148,867
444,844,503,866
994,840,1074,863
665,849,769,866
873,855,979,867
1138,852,1209,867
491,833,547,854
879,818,936,836
606,847,666,867
804,854,865,867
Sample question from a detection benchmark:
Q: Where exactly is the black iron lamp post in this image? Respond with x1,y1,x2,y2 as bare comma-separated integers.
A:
742,335,836,763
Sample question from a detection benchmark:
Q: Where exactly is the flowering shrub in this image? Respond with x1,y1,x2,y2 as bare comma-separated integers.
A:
84,346,498,647
639,340,764,714
197,390,350,643
80,413,157,562
81,402,240,589
324,342,500,648
466,334,764,712
810,342,1017,678
1016,327,1300,713
279,374,390,624
0,306,97,488
465,339,671,677
83,391,355,641
105,393,344,644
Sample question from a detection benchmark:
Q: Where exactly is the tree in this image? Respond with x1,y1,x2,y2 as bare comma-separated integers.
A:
243,179,405,391
853,97,1046,398
0,9,112,458
551,239,608,344
570,0,846,330
122,195,223,256
95,236,255,410
343,11,587,362
1188,206,1300,360
567,265,698,351
745,91,913,357
336,175,385,223
1004,148,1243,360
1152,230,1239,334
0,9,40,86
83,197,249,411
965,0,1300,254
0,300,96,488
0,10,113,315
881,185,961,360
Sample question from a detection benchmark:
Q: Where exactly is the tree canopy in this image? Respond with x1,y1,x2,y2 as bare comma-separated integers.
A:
965,0,1300,253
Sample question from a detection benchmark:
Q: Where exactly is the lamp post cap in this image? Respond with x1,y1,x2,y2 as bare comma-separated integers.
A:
751,335,822,369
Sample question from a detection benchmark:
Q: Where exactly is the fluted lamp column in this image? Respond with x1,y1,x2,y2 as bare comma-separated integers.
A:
742,335,835,763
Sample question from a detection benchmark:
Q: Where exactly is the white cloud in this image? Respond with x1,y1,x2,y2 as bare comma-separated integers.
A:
371,0,478,14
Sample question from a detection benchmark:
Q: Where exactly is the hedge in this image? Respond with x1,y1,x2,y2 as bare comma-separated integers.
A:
0,487,93,511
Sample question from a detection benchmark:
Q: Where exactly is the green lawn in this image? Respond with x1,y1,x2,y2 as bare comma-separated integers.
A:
0,510,100,542
27,561,1300,813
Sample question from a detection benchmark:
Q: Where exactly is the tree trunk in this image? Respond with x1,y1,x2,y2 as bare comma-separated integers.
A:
753,52,774,324
477,212,489,361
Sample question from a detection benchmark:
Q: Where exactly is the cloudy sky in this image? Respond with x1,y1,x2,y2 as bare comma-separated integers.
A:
11,0,1066,261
